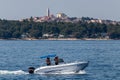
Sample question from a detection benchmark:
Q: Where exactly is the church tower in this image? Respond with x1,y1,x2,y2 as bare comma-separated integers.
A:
47,8,50,17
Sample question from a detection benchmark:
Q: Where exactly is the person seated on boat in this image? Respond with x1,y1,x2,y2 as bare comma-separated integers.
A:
46,57,51,66
54,56,59,65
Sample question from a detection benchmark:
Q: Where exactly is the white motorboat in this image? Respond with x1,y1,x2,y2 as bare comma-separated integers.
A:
35,61,88,74
28,54,89,74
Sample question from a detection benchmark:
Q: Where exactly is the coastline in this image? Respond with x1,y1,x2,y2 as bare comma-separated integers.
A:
0,38,114,41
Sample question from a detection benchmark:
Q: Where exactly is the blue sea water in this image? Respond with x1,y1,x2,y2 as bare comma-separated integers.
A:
0,40,120,80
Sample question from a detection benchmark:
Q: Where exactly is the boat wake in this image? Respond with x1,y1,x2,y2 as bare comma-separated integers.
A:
0,70,28,75
0,70,86,75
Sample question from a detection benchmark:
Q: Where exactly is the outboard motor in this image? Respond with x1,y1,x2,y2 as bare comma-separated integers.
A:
28,67,35,74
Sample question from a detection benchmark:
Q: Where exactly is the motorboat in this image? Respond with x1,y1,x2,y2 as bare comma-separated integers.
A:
28,54,89,74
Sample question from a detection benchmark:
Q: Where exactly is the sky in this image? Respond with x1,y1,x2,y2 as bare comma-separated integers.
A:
0,0,120,21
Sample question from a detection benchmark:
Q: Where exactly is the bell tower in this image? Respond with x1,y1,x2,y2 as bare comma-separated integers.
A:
47,8,50,17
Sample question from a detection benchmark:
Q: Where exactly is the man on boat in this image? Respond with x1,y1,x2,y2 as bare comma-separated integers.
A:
46,57,51,66
54,56,59,65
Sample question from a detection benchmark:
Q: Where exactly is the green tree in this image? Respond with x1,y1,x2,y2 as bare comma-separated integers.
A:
29,30,42,39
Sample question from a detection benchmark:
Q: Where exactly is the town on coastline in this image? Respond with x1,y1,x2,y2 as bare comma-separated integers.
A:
21,8,120,25
0,8,120,40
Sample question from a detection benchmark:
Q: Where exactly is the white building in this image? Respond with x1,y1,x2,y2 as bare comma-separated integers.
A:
57,13,67,18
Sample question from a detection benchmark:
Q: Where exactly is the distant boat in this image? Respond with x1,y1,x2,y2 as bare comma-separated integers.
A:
28,54,89,74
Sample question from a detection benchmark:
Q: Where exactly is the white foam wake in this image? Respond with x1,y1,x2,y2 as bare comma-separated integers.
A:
0,70,86,75
78,70,86,74
0,70,28,75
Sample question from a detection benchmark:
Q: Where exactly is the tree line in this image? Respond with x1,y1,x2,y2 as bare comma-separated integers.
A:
0,19,120,39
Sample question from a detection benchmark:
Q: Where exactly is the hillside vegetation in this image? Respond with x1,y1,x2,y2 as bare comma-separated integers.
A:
0,19,120,39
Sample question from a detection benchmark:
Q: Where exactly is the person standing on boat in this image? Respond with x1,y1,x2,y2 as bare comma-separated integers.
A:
54,56,59,65
46,57,51,66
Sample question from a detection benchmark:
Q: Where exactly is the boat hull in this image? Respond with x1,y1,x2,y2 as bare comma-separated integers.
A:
34,61,89,74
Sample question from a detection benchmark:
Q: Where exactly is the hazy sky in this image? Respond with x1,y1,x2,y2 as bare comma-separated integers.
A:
0,0,120,21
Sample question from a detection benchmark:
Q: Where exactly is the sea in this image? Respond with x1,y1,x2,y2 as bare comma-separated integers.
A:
0,40,120,80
